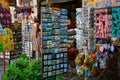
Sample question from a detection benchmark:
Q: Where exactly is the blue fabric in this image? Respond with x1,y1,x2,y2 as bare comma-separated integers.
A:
112,7,120,37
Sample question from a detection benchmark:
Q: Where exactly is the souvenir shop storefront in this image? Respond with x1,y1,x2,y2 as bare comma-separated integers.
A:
0,0,120,80
45,0,120,80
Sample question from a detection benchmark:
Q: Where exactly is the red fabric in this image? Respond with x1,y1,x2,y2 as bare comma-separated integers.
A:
67,25,74,29
67,49,78,60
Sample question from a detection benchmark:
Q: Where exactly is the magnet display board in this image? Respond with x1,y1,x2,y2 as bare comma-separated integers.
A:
23,24,33,57
10,23,22,60
88,8,96,51
75,8,85,49
41,7,68,79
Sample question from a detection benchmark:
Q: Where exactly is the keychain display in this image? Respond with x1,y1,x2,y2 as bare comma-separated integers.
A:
23,24,33,57
106,0,112,7
95,39,115,69
75,8,86,49
41,7,68,78
75,52,97,76
88,8,96,51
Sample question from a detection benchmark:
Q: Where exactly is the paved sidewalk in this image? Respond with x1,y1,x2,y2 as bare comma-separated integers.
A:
0,66,3,80
0,59,3,80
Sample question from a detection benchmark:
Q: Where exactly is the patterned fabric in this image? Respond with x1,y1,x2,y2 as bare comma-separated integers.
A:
111,7,120,37
94,9,109,38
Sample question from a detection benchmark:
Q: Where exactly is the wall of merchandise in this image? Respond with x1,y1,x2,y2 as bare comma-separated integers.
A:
22,24,33,57
41,7,68,79
83,0,120,46
84,0,120,8
74,0,120,79
9,23,22,64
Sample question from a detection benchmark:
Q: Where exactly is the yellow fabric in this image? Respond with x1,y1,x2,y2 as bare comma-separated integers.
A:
88,0,94,3
3,28,14,52
14,21,19,29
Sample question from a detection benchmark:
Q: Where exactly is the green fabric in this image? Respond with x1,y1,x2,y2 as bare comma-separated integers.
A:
0,43,3,52
56,75,62,80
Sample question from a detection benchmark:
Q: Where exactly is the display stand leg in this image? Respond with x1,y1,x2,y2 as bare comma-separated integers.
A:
84,47,87,80
3,52,6,73
96,68,107,80
28,30,30,62
36,50,39,60
26,17,31,62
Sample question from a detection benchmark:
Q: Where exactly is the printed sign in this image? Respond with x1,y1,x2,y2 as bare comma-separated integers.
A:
41,7,68,78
